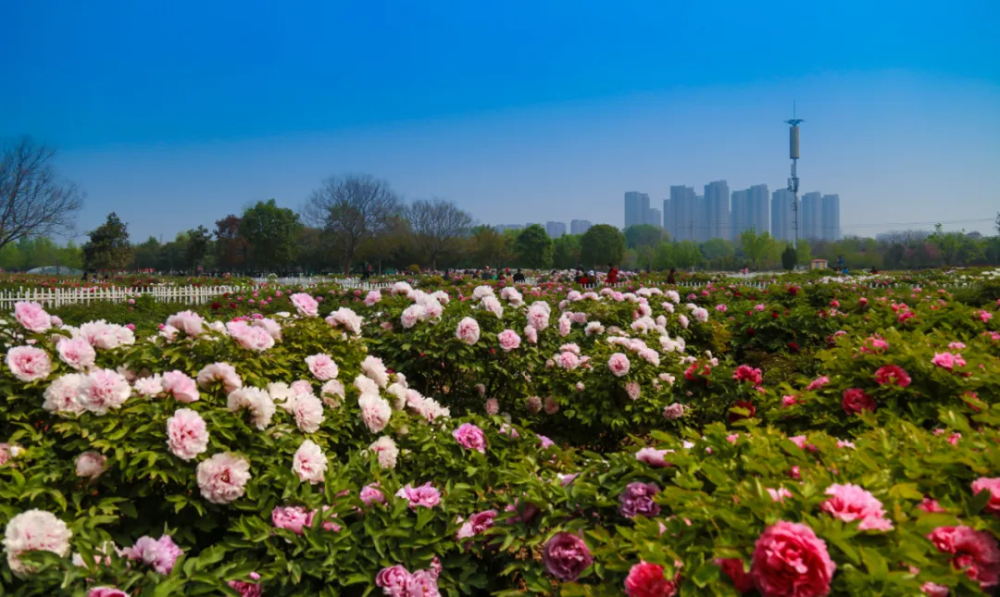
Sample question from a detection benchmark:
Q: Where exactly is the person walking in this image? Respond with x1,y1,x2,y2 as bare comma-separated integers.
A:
606,263,618,285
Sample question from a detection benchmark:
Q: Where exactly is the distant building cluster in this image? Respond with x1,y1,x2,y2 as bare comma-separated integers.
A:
628,183,841,243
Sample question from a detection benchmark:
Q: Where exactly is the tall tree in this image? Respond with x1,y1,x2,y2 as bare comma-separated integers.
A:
552,234,582,269
0,137,84,252
185,225,212,271
514,224,554,269
740,229,773,270
83,212,132,271
304,174,401,273
406,198,473,270
240,199,302,272
469,225,508,269
579,224,626,268
133,237,161,271
624,224,666,249
214,215,248,272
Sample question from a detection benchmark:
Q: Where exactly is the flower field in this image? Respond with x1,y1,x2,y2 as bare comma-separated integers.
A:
1,273,999,596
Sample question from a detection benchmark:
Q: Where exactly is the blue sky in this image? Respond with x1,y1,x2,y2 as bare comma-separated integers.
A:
2,0,999,241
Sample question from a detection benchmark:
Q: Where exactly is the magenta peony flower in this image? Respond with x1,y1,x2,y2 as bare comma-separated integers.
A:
396,483,441,509
751,521,835,597
624,561,678,597
228,572,262,597
543,532,592,582
5,345,52,383
88,588,130,597
14,301,52,333
608,352,631,377
293,439,327,484
376,565,412,596
820,483,893,531
497,329,521,351
619,482,661,518
56,337,96,371
457,509,498,540
305,353,339,380
78,368,131,414
124,535,183,574
453,423,487,453
360,484,386,506
874,364,911,388
806,376,830,391
455,317,481,345
75,451,108,479
971,478,1000,515
733,364,763,386
196,452,251,504
162,370,199,403
927,525,1000,590
290,292,319,317
166,408,209,461
842,388,875,415
716,558,755,594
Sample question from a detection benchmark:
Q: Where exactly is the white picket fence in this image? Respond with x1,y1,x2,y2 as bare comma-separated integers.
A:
251,276,330,286
0,285,244,308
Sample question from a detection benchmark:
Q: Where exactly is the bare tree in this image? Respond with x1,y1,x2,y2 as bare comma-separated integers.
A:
304,174,401,273
407,198,473,270
0,137,84,251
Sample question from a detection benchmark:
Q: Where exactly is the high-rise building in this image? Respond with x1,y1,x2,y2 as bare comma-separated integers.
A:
821,195,840,240
645,207,662,228
494,224,524,233
693,194,707,242
545,221,567,238
570,219,592,235
801,192,823,241
731,190,748,238
668,185,697,241
704,180,731,241
771,188,798,242
624,192,650,229
747,184,770,235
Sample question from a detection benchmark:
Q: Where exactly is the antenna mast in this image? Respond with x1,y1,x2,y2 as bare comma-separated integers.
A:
785,102,803,248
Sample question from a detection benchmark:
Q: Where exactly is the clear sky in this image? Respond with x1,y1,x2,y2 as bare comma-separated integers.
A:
3,0,999,241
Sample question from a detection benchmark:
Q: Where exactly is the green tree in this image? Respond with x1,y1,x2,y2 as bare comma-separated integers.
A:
186,225,212,271
83,212,133,272
700,238,735,264
468,225,507,269
796,238,812,266
240,199,302,272
624,225,665,249
674,240,703,269
652,241,674,270
740,229,773,270
552,234,582,269
132,237,161,271
579,224,626,268
781,244,797,270
514,224,553,269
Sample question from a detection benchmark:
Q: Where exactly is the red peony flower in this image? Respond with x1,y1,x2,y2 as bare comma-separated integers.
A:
624,561,678,597
716,558,754,594
842,388,875,415
873,364,911,388
729,400,756,423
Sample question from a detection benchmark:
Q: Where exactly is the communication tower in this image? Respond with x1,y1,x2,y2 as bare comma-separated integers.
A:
785,103,803,245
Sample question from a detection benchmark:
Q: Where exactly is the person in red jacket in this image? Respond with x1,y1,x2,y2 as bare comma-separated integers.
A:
606,263,619,285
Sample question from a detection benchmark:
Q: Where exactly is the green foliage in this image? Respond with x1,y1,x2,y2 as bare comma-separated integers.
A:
782,244,797,270
240,199,302,272
83,213,133,272
580,224,626,268
514,224,553,269
552,234,582,269
624,225,665,250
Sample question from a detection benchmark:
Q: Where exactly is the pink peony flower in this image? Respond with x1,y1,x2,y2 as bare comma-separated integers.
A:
272,505,312,534
290,293,319,317
874,364,911,388
43,373,85,413
453,422,487,453
2,509,72,577
88,588,130,597
927,526,1000,590
544,395,560,414
842,388,875,415
497,329,521,351
543,532,592,582
768,487,793,502
484,398,499,415
918,498,946,513
292,392,325,433
608,352,631,377
662,403,685,420
227,387,276,430
360,484,386,506
820,483,893,531
624,561,678,597
971,478,1000,515
166,408,209,461
625,381,641,400
75,451,108,479
396,482,441,509
162,370,199,403
196,452,251,504
228,573,262,597
196,362,242,393
806,376,830,391
226,321,275,351
304,354,339,380
781,395,799,407
56,337,96,371
733,364,763,386
751,521,836,597
370,436,399,469
5,345,52,383
293,439,327,484
376,565,411,596
456,509,498,541
619,482,660,518
165,310,204,336
931,352,963,371
455,317,481,345
14,301,52,333
636,447,672,468
78,368,131,414
358,393,392,433
361,356,389,388
124,535,183,574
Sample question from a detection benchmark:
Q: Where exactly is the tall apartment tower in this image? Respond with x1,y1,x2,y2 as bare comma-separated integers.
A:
646,207,662,228
570,219,592,235
704,180,731,241
731,190,749,237
624,192,650,229
747,184,770,234
821,194,841,240
668,185,697,241
800,192,823,241
545,221,567,238
771,188,798,242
